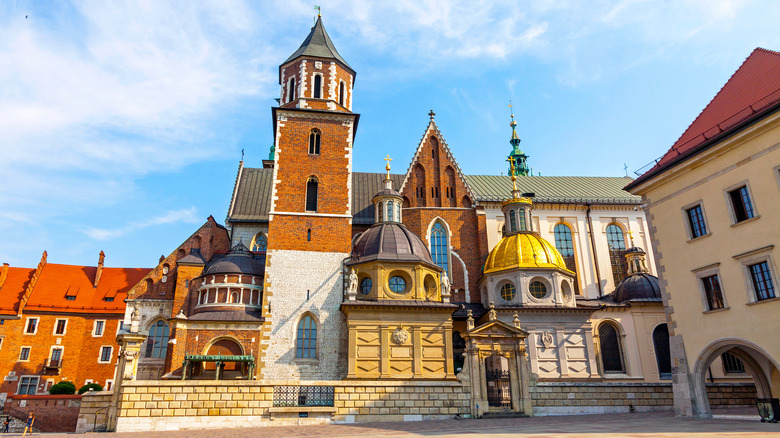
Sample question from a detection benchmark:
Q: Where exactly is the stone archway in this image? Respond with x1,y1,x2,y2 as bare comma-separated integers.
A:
461,305,531,417
691,338,779,417
201,338,245,378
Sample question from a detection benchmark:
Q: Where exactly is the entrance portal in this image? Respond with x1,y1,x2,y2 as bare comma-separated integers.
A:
485,355,511,408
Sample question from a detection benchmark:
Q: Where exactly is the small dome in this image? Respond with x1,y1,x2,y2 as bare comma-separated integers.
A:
613,273,661,303
204,241,264,276
484,233,571,274
349,223,437,268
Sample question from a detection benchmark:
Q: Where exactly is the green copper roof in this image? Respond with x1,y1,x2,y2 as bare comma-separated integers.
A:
465,175,641,204
283,16,354,73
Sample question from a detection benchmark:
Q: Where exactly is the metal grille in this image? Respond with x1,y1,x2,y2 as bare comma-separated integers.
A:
609,250,628,286
598,323,625,374
273,386,334,407
485,370,511,407
722,352,746,374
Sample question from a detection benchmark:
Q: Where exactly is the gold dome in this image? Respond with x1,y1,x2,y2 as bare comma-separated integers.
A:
484,232,573,274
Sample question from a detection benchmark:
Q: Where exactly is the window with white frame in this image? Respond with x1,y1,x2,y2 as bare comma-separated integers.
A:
0,336,4,350
99,346,113,363
24,317,39,335
693,263,727,312
53,318,67,335
726,183,757,224
93,320,105,337
105,379,114,391
49,347,63,367
18,346,31,362
17,376,38,395
733,246,777,303
683,203,708,239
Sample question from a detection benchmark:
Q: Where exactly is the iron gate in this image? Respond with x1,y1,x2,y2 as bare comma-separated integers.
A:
486,369,511,407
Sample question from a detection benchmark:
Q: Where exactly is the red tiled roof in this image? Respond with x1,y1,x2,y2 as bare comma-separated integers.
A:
24,264,150,314
0,267,35,315
630,48,780,187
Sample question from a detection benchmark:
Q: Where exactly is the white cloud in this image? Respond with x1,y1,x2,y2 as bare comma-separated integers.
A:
83,207,201,241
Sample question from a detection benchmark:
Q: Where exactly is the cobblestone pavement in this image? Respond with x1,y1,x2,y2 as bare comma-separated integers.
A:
23,412,780,437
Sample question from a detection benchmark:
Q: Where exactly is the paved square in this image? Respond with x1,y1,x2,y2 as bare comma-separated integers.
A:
39,412,780,438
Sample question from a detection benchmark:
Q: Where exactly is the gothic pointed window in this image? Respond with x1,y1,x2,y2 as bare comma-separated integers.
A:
306,178,318,212
309,129,321,155
313,75,322,99
288,77,296,103
430,221,449,275
144,320,170,359
338,81,345,106
598,322,625,374
606,224,628,286
296,315,317,359
251,233,267,252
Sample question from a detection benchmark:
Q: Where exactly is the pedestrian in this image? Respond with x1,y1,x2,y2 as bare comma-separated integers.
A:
2,417,9,433
22,412,34,436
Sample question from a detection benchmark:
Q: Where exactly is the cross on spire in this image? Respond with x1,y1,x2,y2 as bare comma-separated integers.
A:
428,110,435,121
384,154,392,178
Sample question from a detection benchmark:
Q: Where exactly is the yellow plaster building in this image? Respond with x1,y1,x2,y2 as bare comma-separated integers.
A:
626,48,780,417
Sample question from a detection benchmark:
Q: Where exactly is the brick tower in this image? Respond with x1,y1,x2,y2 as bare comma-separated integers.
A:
260,15,358,380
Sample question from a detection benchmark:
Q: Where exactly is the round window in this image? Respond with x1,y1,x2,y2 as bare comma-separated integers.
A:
500,283,516,301
388,276,407,293
359,278,372,295
529,281,547,299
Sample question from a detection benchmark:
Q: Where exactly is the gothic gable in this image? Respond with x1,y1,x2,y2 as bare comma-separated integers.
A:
399,116,475,208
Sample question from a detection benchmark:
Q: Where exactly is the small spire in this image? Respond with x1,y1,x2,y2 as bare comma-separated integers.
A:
428,110,435,121
628,230,635,247
507,156,518,193
314,5,321,17
384,154,392,179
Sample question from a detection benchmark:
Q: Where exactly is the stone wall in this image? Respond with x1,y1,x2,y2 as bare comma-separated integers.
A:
75,391,113,433
261,250,348,380
530,382,757,415
3,394,81,432
112,380,469,432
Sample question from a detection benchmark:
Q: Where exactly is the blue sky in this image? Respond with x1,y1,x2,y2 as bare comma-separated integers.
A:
2,0,779,269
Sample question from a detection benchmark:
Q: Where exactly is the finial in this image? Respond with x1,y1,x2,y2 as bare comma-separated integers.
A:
428,110,435,121
384,154,392,179
628,230,635,246
507,157,518,192
314,5,321,17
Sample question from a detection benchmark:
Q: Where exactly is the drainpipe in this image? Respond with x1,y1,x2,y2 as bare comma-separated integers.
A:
586,203,603,297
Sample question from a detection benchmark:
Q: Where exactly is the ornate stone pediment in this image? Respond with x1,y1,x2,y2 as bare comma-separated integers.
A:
467,319,527,339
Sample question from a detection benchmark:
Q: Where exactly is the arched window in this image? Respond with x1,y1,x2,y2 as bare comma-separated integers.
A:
145,320,170,359
598,322,625,374
387,202,393,222
518,208,527,231
296,315,317,359
430,221,449,274
305,178,318,212
251,233,267,252
288,77,296,103
509,210,517,232
308,129,321,155
653,324,672,380
313,75,322,99
553,223,579,293
338,81,345,106
606,224,628,286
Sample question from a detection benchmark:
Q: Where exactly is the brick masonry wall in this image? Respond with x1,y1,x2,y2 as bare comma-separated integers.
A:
111,380,469,432
4,394,80,432
260,250,347,380
706,383,756,407
0,314,121,394
530,382,756,415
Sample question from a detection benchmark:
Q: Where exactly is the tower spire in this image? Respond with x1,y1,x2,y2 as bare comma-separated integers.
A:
507,103,530,177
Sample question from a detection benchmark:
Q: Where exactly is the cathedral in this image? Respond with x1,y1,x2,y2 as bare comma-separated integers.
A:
96,16,753,430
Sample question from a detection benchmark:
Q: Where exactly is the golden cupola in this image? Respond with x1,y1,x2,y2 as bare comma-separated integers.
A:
483,157,572,275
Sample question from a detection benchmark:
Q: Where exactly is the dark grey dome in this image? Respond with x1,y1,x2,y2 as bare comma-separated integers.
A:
613,273,661,303
348,223,438,268
372,188,402,200
204,241,264,276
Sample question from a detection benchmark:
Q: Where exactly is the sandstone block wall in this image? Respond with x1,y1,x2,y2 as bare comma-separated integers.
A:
112,380,469,432
706,383,756,407
75,392,113,433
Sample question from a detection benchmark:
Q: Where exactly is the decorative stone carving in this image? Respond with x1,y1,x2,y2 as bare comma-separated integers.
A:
541,331,555,348
392,327,409,345
346,268,358,301
487,301,497,321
